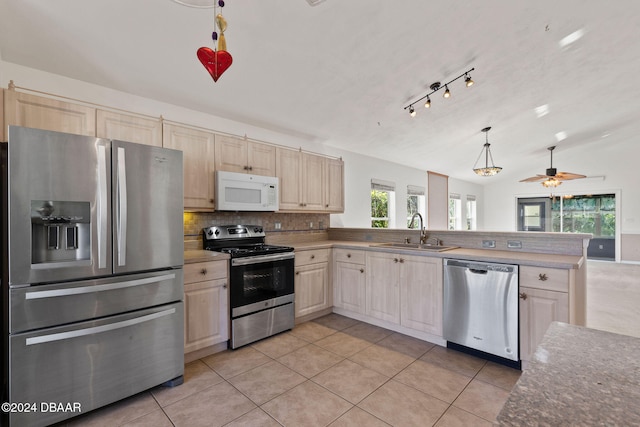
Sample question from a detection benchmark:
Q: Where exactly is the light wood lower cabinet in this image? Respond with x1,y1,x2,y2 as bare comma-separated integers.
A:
519,266,570,362
294,248,331,319
365,251,401,324
184,260,229,354
400,256,443,335
333,249,366,314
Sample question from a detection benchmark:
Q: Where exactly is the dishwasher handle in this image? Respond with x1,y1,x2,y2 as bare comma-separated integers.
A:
468,268,488,275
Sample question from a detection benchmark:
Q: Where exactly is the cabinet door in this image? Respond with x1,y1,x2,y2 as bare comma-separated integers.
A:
163,123,215,210
400,256,443,335
334,261,366,314
325,157,344,212
295,262,330,318
184,278,229,353
214,134,248,173
366,252,400,324
301,153,325,210
96,110,162,147
519,286,569,361
247,141,276,176
4,90,95,136
276,147,302,210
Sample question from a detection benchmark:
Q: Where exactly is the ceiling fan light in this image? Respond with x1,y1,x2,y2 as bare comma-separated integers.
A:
542,178,562,188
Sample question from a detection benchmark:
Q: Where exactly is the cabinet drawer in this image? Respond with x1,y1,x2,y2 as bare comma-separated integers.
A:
184,261,227,284
520,266,569,292
333,248,365,264
295,248,330,266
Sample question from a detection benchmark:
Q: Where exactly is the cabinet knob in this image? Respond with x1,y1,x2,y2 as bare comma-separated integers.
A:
538,273,548,281
399,258,404,263
296,271,300,275
200,268,207,275
248,166,253,171
347,253,351,258
394,258,399,263
360,268,364,273
243,166,248,170
223,284,227,289
325,204,329,208
311,254,315,259
209,199,214,204
519,292,528,300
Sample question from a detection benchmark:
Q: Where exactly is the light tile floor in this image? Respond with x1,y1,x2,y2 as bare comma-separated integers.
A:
60,314,521,427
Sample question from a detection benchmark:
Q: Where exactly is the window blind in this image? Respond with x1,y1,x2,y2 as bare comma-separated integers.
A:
371,178,395,192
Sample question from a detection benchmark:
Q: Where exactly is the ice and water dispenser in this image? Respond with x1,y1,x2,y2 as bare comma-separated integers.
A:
31,200,91,266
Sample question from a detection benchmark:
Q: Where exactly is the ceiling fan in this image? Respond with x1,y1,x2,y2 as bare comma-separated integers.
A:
519,146,586,188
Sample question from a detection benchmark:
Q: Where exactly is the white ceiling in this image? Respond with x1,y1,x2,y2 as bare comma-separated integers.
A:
1,0,639,184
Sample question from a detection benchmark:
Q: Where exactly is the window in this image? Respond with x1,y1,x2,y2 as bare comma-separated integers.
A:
466,195,477,230
448,193,462,230
371,179,395,228
551,194,615,236
407,185,426,228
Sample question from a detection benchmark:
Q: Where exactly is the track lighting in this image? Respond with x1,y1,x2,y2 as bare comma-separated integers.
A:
473,127,502,176
404,67,474,117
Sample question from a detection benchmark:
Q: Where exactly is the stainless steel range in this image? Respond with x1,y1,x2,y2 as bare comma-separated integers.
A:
203,225,294,349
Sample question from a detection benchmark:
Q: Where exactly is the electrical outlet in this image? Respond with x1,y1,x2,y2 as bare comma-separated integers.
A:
482,240,496,248
507,240,522,249
309,222,314,229
274,222,281,230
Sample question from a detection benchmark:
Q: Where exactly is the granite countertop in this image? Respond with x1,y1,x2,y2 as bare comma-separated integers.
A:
497,322,640,425
290,240,583,269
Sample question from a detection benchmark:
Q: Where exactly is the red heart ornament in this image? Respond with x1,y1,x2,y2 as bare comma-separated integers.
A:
197,47,233,82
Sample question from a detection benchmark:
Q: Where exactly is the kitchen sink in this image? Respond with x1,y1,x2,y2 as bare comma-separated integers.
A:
371,242,458,252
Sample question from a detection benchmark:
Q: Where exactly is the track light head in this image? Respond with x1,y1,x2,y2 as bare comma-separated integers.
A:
409,105,416,117
443,85,451,98
465,73,474,87
424,96,431,108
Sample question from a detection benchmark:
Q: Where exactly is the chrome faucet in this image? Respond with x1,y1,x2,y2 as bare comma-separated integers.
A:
409,213,427,244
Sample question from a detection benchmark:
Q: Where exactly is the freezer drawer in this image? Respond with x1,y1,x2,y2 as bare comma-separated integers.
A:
8,302,184,427
10,269,183,333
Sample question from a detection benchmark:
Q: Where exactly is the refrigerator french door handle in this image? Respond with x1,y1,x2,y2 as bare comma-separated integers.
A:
24,273,177,300
117,146,127,266
97,144,108,269
24,308,176,346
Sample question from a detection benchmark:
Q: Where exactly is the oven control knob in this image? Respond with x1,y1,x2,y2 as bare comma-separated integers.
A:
254,227,263,233
214,229,220,236
207,229,214,236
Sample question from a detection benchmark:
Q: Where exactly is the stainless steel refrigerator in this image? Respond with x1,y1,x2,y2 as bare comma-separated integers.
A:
1,126,185,427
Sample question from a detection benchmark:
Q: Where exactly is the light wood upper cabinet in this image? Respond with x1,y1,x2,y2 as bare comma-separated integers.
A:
96,110,162,146
214,134,276,176
276,148,343,212
325,157,344,212
163,123,216,211
4,90,96,136
276,147,302,210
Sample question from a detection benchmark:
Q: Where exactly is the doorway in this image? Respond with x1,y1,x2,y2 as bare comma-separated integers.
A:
517,194,616,261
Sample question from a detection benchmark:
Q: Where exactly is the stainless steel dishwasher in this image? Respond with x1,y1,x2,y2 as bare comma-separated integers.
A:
443,258,519,363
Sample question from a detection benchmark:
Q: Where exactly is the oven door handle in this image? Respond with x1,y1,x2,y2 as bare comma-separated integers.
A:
231,252,295,266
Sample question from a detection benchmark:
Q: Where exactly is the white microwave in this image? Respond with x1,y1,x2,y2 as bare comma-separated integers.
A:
215,170,279,211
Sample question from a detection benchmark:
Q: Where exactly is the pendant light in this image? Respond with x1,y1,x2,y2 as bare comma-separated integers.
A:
473,127,502,176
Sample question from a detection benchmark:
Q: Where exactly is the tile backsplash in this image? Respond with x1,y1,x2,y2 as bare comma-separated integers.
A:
184,211,330,247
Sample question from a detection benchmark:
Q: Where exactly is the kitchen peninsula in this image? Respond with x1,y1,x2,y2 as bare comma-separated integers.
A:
497,322,640,425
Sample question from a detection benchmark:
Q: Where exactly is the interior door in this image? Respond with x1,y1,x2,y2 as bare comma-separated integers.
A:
111,140,183,274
